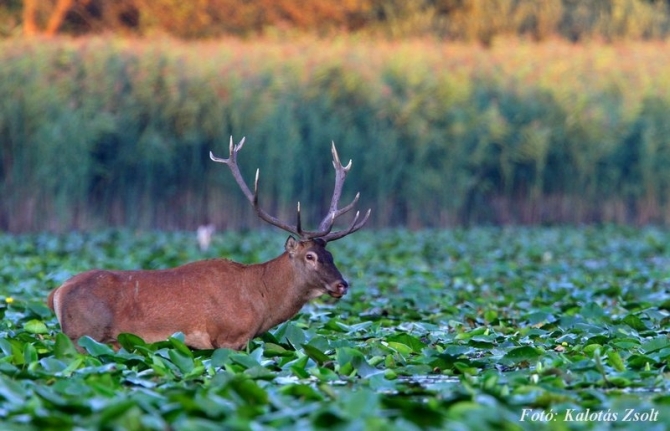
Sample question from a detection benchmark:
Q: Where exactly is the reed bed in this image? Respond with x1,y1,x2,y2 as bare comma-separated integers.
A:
1,37,669,231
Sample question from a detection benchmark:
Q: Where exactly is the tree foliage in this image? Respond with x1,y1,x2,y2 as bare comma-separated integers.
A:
5,0,670,41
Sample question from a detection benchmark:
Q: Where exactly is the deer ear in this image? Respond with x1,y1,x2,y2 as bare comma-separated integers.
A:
285,236,300,255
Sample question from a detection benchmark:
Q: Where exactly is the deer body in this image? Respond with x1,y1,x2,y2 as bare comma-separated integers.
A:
47,137,370,350
48,238,348,349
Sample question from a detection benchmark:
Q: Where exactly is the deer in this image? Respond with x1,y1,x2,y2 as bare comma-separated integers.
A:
47,137,370,351
196,224,216,251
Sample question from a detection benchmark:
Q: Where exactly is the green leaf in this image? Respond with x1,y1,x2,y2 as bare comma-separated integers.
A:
23,319,48,334
302,344,331,365
151,355,175,378
54,332,78,359
0,338,24,365
33,388,69,412
26,301,53,318
289,355,311,379
169,334,193,357
525,311,555,325
168,349,195,375
117,333,148,352
386,341,414,356
280,383,323,401
342,388,380,418
99,399,137,426
607,376,632,387
210,348,233,368
336,347,381,378
229,377,269,405
386,333,426,353
311,366,341,382
279,322,307,348
23,342,37,363
244,365,276,380
502,346,542,363
263,343,291,357
230,353,260,370
454,361,479,375
39,357,67,373
606,349,626,372
622,314,648,331
0,338,13,356
0,374,27,407
78,336,115,357
640,337,670,354
627,354,657,369
61,357,84,376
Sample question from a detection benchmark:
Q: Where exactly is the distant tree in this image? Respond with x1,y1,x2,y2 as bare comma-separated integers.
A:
23,0,77,36
10,0,670,40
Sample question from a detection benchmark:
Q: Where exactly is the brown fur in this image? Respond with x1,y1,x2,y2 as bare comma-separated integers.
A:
47,237,348,350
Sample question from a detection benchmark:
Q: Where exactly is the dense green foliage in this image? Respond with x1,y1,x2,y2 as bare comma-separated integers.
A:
2,38,670,231
0,227,669,429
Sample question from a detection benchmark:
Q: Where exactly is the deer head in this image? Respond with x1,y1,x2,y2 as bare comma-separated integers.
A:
284,236,349,299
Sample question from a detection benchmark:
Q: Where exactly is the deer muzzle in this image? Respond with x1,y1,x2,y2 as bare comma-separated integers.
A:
327,279,349,298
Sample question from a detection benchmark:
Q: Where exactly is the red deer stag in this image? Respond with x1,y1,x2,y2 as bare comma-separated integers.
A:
47,137,370,350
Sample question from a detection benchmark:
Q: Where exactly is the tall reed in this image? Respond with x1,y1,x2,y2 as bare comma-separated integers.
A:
1,37,669,231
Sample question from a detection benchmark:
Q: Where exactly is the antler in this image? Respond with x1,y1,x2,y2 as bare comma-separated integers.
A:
210,137,370,242
318,142,371,242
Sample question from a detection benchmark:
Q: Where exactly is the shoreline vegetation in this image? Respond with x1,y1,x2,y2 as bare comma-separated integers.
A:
2,36,670,232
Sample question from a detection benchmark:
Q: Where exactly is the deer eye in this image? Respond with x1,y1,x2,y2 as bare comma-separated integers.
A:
306,253,317,261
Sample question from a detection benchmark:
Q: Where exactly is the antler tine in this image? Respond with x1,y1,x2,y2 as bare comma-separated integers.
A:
296,202,302,235
234,136,246,152
318,142,354,232
322,208,372,242
253,168,260,205
330,141,352,172
211,136,301,237
293,201,336,239
313,141,371,242
210,137,254,204
297,215,335,240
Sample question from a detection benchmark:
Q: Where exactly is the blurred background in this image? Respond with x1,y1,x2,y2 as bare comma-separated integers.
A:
1,0,670,232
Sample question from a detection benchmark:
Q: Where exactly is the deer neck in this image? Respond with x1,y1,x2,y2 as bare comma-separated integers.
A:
256,252,317,334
